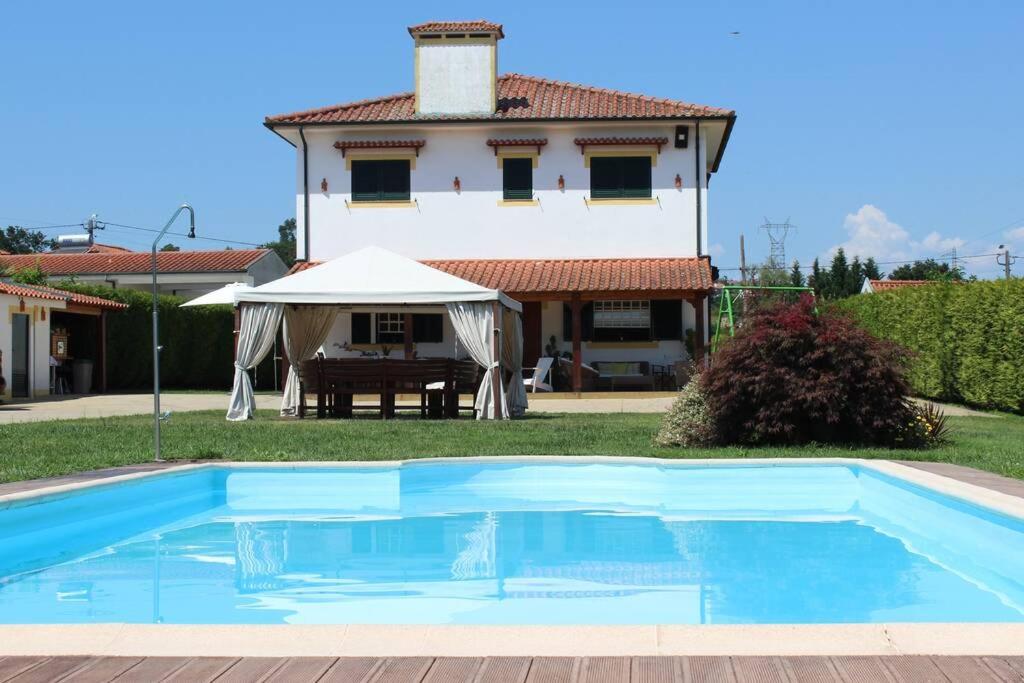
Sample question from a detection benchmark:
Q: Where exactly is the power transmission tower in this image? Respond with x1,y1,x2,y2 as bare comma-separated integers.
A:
760,219,796,270
942,247,960,274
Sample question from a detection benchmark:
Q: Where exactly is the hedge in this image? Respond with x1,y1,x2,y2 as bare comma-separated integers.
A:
57,283,246,391
840,279,1024,413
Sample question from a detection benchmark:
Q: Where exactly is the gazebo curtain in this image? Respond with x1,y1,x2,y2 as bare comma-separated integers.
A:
446,302,509,419
280,305,338,416
503,309,528,417
227,303,284,421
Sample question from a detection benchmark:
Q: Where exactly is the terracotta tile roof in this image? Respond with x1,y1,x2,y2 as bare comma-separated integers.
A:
0,249,272,276
85,243,133,254
0,281,127,309
288,256,713,295
868,279,937,291
0,250,9,255
266,73,733,125
408,20,503,37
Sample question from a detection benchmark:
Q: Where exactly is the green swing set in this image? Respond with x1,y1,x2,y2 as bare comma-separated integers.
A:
711,285,817,353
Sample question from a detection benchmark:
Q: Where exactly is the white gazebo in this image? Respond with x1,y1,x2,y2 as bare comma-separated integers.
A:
224,246,526,422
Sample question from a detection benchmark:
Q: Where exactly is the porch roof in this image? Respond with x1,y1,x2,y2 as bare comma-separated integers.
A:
0,280,127,310
288,256,714,299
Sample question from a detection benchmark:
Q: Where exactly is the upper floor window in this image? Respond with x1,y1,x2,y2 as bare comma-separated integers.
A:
502,157,533,200
351,159,410,202
590,156,652,199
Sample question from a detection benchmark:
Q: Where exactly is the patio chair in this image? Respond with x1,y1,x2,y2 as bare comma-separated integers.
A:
523,356,554,393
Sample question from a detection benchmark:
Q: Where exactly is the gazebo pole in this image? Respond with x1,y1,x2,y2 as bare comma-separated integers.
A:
491,300,502,419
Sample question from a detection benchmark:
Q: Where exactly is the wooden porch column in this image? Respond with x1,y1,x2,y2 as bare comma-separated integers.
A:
491,300,503,418
99,310,108,393
570,295,582,395
403,312,414,359
693,295,707,368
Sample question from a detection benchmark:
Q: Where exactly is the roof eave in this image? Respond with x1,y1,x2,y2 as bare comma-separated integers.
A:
264,113,736,129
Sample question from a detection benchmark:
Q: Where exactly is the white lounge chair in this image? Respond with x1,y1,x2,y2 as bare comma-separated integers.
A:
523,356,554,393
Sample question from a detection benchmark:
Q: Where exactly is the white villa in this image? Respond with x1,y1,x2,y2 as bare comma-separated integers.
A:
264,20,735,391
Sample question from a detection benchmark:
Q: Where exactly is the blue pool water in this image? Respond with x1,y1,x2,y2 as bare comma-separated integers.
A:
0,462,1022,625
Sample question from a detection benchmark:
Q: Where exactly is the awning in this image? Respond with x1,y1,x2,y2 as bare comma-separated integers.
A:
236,246,522,312
179,282,253,307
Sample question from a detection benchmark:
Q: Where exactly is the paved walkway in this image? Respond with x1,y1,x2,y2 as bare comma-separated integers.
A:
1,655,1020,682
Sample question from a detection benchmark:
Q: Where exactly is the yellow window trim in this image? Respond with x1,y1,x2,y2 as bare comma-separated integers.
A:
496,151,540,169
344,153,417,171
497,199,539,207
583,149,659,168
586,341,661,349
585,197,658,206
347,200,417,209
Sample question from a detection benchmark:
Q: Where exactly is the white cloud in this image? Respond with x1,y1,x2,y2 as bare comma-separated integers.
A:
826,204,966,263
1006,226,1024,243
707,242,726,258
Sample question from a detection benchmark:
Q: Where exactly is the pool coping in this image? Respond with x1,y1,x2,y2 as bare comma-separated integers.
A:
1,456,1023,657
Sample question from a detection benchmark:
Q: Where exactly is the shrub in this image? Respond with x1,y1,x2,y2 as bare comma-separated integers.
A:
702,296,916,447
841,279,1024,413
897,402,951,448
654,376,717,448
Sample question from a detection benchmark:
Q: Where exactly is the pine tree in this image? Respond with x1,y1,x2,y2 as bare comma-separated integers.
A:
827,248,849,300
809,258,825,296
863,257,883,281
848,256,864,297
789,260,805,287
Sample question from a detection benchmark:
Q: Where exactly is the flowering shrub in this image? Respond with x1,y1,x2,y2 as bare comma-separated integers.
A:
701,296,918,447
654,376,717,448
897,402,950,448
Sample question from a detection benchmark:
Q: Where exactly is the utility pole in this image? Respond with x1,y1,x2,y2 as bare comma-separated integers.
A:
739,234,747,285
84,214,104,246
997,245,1017,280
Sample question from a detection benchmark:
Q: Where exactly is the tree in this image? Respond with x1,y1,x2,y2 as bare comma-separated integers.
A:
889,259,965,282
849,256,864,296
826,248,850,300
789,260,805,287
863,257,883,281
159,243,181,252
0,226,56,254
809,258,825,297
261,218,297,267
8,263,48,285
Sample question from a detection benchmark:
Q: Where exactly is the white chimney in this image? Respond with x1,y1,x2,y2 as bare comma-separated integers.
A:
409,21,503,116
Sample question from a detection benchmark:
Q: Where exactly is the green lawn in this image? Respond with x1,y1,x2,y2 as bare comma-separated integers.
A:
1,411,1023,484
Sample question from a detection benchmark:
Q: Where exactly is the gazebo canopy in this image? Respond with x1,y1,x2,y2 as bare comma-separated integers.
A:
179,282,253,307
235,246,521,312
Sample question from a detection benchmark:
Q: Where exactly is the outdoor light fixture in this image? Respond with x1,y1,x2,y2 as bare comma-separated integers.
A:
151,203,196,462
19,299,24,312
41,308,46,321
675,174,683,189
321,178,328,193
453,176,461,192
557,174,565,191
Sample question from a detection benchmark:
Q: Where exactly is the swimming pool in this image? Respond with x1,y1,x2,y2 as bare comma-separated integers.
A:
0,461,1021,625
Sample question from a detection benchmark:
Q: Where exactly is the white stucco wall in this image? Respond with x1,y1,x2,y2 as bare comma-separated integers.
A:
295,122,708,262
0,294,62,400
416,41,495,115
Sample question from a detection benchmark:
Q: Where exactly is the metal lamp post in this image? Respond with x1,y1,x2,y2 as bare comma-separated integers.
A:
152,203,196,461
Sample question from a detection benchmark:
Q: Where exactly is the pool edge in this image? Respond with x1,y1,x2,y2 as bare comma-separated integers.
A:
1,623,1023,657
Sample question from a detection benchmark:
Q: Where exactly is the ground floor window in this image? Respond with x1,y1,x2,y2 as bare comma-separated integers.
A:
376,312,404,344
351,312,444,344
563,299,684,342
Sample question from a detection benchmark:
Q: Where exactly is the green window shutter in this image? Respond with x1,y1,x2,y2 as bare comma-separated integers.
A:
380,159,411,201
651,299,683,340
412,313,443,343
350,159,410,202
561,302,594,342
351,313,371,343
590,157,621,198
621,157,652,198
502,157,533,200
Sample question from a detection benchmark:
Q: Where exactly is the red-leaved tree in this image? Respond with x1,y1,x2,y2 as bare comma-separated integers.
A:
702,296,915,446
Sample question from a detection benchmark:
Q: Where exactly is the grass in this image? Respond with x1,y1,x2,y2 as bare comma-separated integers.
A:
1,410,1023,484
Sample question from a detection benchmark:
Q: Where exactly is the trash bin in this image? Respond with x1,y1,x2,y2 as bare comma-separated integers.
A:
72,359,94,394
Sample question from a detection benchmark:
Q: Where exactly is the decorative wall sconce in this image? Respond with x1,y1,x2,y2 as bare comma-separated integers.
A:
557,174,565,191
19,298,25,312
41,307,46,321
453,176,461,193
321,178,328,193
674,174,683,189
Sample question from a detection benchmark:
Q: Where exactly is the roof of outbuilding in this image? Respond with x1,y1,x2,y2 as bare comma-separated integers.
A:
0,249,273,276
0,281,127,309
867,279,937,291
265,73,734,126
288,256,713,296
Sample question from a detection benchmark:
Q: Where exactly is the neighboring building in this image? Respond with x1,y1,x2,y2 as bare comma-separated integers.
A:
861,279,936,294
0,281,126,400
264,20,736,387
0,249,287,301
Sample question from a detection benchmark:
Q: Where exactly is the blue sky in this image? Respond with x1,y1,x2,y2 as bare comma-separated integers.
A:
2,1,1021,277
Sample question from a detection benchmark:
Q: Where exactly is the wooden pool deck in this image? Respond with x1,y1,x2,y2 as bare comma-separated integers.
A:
2,655,1024,682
